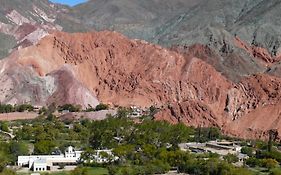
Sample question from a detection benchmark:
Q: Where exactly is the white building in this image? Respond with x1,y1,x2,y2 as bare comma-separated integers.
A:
18,146,82,172
130,106,143,118
33,158,47,171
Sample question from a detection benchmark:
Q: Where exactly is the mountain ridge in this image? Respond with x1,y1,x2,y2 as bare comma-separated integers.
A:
1,0,281,140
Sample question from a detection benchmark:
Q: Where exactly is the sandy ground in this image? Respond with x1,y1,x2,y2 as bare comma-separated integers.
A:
0,112,38,121
0,110,117,122
60,110,117,121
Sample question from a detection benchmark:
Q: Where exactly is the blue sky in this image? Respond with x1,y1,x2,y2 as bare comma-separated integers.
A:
50,0,87,6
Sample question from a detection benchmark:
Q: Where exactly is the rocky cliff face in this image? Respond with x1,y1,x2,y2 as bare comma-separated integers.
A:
66,0,281,83
0,0,62,58
155,73,281,140
2,0,281,81
0,0,89,59
1,31,281,140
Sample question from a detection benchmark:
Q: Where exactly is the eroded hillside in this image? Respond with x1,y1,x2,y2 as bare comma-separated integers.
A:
1,31,281,140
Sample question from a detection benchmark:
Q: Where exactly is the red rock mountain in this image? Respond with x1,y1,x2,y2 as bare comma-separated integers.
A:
1,31,281,140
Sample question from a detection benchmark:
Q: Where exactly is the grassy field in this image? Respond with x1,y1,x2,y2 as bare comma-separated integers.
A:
17,167,109,175
84,167,108,175
249,167,270,175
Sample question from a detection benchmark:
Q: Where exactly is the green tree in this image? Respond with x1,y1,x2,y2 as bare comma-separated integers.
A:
0,122,9,132
0,168,16,175
117,107,131,118
254,140,267,150
245,157,261,167
0,153,8,172
264,158,279,169
223,154,239,163
150,159,170,174
46,113,56,121
9,141,29,162
0,104,14,113
16,104,34,112
38,106,47,115
241,146,254,157
58,104,81,112
268,130,278,152
113,144,135,164
100,151,110,161
34,140,56,155
169,123,193,146
95,103,109,111
80,148,96,165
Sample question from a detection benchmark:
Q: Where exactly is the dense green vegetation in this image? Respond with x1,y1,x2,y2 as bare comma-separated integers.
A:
0,121,9,132
57,103,110,113
0,104,280,174
0,141,28,174
0,104,34,113
58,104,81,112
86,103,110,112
0,103,110,114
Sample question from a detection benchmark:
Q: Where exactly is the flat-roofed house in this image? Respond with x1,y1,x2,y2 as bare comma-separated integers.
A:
33,158,47,172
180,140,243,156
18,146,82,172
